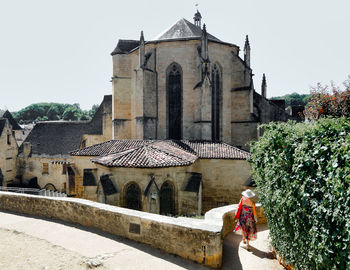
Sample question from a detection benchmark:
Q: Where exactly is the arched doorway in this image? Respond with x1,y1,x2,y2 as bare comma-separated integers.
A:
167,63,182,139
160,181,175,216
125,183,141,211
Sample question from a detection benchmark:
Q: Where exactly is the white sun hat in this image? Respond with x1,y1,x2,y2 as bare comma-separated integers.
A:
242,189,256,198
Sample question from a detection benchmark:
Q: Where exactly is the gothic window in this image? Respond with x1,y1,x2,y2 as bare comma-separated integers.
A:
160,181,175,216
211,64,222,141
167,63,182,140
125,182,141,211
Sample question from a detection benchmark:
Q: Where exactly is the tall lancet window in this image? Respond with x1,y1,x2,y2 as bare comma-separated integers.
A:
167,63,182,140
211,64,222,141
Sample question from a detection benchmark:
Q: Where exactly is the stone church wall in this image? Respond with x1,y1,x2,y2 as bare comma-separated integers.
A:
73,156,251,216
199,159,252,213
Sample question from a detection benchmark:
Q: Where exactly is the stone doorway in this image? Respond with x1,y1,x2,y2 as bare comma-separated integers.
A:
125,183,141,211
160,181,175,216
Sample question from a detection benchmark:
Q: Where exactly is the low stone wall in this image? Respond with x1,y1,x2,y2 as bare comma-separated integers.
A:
0,192,222,269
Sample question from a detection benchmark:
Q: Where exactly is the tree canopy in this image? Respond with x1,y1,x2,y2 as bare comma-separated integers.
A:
270,92,310,106
12,103,99,124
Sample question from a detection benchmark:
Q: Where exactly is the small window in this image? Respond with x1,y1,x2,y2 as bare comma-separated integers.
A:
42,163,49,174
62,164,68,175
7,134,10,145
83,169,97,186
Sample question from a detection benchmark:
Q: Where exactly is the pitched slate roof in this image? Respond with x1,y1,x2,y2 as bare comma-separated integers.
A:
71,139,251,168
19,95,112,156
153,18,221,42
111,40,140,55
0,110,22,130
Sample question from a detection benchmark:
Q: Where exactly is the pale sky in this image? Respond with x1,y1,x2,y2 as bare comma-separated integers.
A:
1,0,349,112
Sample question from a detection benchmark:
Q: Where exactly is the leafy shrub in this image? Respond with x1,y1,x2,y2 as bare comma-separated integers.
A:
304,76,350,121
249,118,350,270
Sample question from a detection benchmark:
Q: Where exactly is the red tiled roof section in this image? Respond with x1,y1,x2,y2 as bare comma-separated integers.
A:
70,139,251,168
92,141,197,168
70,140,150,156
180,140,251,160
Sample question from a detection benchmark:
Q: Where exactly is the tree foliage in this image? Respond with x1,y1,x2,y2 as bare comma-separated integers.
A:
271,92,310,106
304,76,350,121
249,118,350,269
13,103,99,124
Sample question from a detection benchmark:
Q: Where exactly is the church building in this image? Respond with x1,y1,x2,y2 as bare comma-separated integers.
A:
68,11,288,215
9,11,289,216
111,11,288,149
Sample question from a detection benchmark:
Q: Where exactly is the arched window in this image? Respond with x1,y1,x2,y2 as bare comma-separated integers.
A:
160,181,175,216
125,183,141,210
167,63,182,140
211,64,222,141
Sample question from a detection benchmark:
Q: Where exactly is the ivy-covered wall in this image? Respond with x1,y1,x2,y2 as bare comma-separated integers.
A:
249,118,350,270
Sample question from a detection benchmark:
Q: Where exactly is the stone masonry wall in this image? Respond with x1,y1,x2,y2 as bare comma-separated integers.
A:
0,192,222,269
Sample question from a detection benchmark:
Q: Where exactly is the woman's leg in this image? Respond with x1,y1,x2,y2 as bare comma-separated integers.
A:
241,229,246,243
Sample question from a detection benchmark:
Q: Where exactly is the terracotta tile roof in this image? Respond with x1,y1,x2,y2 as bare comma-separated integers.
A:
172,140,251,160
71,139,250,168
91,141,197,168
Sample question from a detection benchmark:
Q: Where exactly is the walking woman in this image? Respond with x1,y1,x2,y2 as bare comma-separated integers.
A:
234,189,258,250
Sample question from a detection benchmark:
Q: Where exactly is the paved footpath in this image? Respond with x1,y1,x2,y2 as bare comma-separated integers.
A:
0,211,283,270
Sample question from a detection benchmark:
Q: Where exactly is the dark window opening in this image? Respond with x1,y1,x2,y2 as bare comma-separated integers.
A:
167,63,182,140
67,166,75,194
7,134,10,145
211,64,221,141
83,169,97,186
125,183,141,211
100,175,117,195
160,181,175,216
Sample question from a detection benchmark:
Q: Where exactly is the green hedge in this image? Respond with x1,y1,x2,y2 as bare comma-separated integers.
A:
249,118,350,270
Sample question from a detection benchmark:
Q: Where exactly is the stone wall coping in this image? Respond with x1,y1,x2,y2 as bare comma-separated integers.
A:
204,203,263,227
0,192,221,233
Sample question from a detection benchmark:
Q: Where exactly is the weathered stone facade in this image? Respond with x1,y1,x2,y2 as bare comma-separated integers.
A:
16,95,112,192
0,118,18,186
111,17,289,150
70,140,252,215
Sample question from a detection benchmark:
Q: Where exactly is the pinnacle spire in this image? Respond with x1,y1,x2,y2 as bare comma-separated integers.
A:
244,35,251,67
140,31,144,43
244,35,250,48
261,73,267,98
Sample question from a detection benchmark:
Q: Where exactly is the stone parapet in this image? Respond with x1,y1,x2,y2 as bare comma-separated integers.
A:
0,192,222,269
